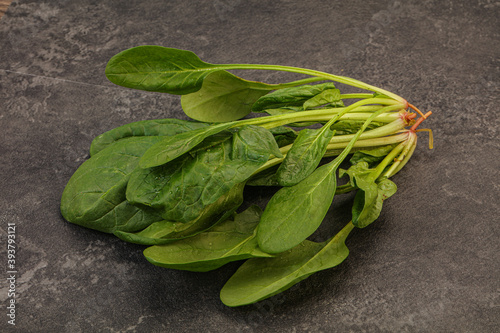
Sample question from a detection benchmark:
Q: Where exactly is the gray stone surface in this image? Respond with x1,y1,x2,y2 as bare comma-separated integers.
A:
0,0,499,332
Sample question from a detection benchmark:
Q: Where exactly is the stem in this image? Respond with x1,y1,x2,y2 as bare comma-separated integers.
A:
235,98,402,129
267,76,325,89
383,133,417,178
220,64,406,103
326,104,404,172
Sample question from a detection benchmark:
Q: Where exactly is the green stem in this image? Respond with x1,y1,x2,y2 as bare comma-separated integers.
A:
383,133,417,178
220,64,406,103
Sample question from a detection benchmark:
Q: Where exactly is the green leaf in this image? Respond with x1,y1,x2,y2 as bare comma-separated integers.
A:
269,126,298,147
60,136,164,233
128,126,280,222
257,163,337,254
114,182,245,245
181,70,275,122
302,88,341,110
105,45,218,95
143,206,272,272
352,178,397,228
246,165,280,187
252,83,337,112
340,162,397,228
139,122,234,169
90,119,209,156
276,126,335,186
220,221,353,307
349,144,397,167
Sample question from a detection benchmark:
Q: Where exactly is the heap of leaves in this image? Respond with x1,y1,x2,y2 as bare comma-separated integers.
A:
61,46,433,307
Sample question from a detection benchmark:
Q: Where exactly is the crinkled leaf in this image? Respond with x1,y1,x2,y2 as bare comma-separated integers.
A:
128,126,280,222
139,122,234,168
105,45,218,95
114,183,245,245
90,119,208,156
257,163,337,254
60,136,164,233
181,70,275,122
220,221,353,307
276,127,335,186
252,83,336,112
303,88,341,110
143,206,272,272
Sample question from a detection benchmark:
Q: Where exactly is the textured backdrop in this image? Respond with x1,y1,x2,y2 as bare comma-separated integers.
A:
0,0,499,332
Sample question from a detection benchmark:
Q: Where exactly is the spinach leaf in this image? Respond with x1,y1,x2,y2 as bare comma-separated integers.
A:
143,205,272,272
90,119,208,156
252,83,337,112
139,122,235,169
105,46,218,95
349,144,398,167
220,221,353,307
302,88,341,110
352,178,396,228
276,126,335,186
181,70,275,122
257,163,337,253
128,126,281,222
114,183,245,245
269,126,298,147
340,161,397,228
246,165,280,187
60,136,164,233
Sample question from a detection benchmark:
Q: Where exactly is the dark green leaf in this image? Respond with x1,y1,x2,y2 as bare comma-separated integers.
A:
269,126,298,147
220,221,353,307
114,183,245,245
257,163,337,254
252,83,336,112
143,205,272,272
105,45,218,95
90,119,208,156
139,122,234,168
246,165,280,187
181,70,275,122
349,144,397,167
303,88,341,110
128,126,280,222
60,137,164,233
276,126,335,186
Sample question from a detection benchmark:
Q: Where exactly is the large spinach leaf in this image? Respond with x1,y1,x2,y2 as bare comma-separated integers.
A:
127,126,281,223
114,183,245,245
90,119,208,156
60,136,164,233
181,70,274,122
143,205,272,272
221,221,353,307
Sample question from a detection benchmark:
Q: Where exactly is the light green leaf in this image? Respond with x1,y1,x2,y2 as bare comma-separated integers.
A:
181,70,274,122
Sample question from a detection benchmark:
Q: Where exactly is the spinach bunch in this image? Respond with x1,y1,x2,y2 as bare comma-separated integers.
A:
61,46,433,307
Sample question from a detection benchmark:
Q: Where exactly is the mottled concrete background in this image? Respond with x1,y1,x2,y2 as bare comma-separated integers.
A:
0,1,499,332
